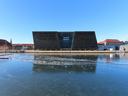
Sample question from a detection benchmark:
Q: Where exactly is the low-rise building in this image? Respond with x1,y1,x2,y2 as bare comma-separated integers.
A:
98,39,124,51
13,44,34,50
0,39,12,50
120,44,128,52
124,41,128,44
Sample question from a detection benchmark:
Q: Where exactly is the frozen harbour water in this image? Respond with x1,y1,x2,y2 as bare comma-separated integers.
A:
0,53,128,96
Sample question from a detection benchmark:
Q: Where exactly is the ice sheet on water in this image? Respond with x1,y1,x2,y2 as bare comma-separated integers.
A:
34,56,97,65
11,53,34,63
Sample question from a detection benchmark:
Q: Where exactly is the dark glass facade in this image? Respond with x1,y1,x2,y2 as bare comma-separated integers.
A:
33,31,97,50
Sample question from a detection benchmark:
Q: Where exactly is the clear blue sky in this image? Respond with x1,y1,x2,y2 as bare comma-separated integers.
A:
0,0,128,43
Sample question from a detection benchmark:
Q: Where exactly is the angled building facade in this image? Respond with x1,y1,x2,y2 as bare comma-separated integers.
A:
33,31,97,50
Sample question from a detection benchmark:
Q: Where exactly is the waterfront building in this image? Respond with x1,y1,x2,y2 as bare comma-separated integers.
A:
98,39,124,51
13,44,34,50
0,39,12,50
120,44,128,52
33,31,97,50
124,41,128,44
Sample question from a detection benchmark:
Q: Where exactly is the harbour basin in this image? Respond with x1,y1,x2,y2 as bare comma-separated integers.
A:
0,53,128,96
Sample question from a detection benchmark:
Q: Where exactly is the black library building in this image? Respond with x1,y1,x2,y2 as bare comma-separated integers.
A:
33,31,98,50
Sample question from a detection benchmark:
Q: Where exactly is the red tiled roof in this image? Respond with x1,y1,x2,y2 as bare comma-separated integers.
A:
97,42,104,44
98,39,123,44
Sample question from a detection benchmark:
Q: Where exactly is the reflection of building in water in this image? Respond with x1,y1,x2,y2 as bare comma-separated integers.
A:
118,53,128,59
33,55,98,72
98,54,120,63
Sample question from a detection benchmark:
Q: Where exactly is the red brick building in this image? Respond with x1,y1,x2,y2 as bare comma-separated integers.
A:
0,39,12,50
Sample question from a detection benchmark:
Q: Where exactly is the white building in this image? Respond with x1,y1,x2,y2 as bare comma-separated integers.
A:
98,39,124,51
120,44,128,52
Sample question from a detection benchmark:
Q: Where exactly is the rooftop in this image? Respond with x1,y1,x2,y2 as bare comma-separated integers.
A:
13,44,33,46
98,39,123,44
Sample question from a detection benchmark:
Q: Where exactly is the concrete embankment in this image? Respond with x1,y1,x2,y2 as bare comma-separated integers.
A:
26,50,127,55
0,50,127,55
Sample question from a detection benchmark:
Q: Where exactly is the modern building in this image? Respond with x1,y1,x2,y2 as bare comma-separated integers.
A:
0,39,12,50
33,31,98,50
120,44,128,52
124,41,128,44
98,39,124,51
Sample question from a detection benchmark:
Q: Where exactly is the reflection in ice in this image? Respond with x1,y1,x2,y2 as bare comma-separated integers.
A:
0,53,128,96
33,55,98,72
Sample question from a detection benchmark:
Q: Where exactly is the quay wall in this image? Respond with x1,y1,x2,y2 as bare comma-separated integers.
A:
0,50,127,55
